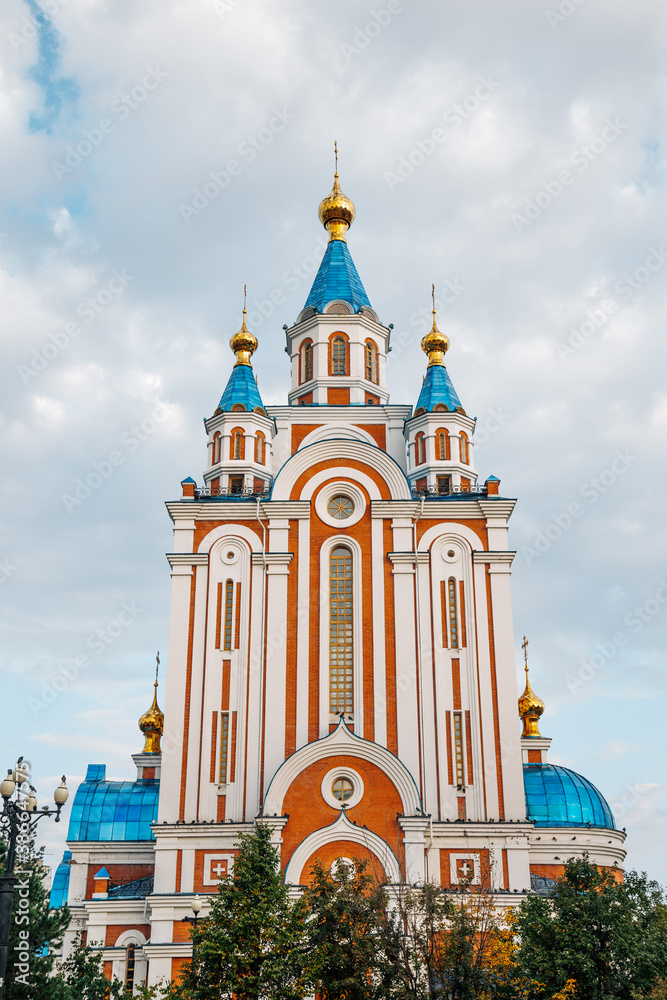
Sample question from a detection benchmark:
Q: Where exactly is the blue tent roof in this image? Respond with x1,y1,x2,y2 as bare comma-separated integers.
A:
415,363,464,413
49,850,72,909
67,764,159,842
303,239,371,314
523,763,615,829
216,364,264,413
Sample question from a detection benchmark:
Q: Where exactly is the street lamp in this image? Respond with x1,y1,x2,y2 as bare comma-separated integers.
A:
182,895,203,985
0,758,69,1000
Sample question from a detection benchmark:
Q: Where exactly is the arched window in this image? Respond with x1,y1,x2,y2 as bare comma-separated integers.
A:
330,546,353,715
331,336,347,376
365,340,378,383
254,431,265,465
230,429,244,460
415,433,426,466
437,429,450,461
125,943,136,993
448,577,459,649
459,432,469,465
302,341,313,383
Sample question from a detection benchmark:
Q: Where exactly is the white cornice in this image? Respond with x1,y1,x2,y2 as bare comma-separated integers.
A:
472,551,516,566
166,553,208,568
478,499,517,519
388,551,430,565
266,404,413,420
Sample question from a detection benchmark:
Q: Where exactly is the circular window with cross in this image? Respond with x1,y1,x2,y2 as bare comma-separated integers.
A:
331,777,354,802
327,495,354,520
321,767,364,809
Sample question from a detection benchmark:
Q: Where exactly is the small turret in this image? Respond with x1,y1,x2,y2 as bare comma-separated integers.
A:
139,653,164,754
518,636,545,738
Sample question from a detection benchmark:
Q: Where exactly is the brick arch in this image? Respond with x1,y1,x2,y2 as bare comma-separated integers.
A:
270,440,411,501
283,810,401,885
298,840,387,886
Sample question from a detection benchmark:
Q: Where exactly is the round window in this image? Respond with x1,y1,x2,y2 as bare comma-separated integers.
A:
327,495,354,520
332,777,354,802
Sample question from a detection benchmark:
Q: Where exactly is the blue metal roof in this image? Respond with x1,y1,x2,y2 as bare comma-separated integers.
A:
415,363,464,413
303,239,371,313
67,764,159,842
523,763,615,829
49,850,72,909
216,364,264,414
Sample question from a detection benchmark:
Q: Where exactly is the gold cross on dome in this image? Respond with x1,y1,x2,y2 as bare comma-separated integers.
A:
522,635,529,672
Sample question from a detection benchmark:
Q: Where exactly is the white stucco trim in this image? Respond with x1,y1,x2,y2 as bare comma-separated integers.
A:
298,422,378,449
271,440,411,501
283,810,402,885
196,523,263,554
262,718,422,816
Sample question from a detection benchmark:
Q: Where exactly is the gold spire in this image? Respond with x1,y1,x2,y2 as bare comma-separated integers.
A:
518,636,545,738
318,141,356,242
139,652,164,754
229,284,258,366
420,285,450,366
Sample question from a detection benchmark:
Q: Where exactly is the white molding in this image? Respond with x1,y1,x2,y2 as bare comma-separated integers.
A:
283,810,402,885
271,440,411,502
166,553,209,567
472,551,516,565
262,718,422,816
320,766,365,810
314,481,368,528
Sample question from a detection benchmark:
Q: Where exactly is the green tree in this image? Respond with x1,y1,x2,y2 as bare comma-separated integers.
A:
302,857,395,1000
0,831,70,1000
50,933,128,1000
515,856,667,1000
175,824,308,999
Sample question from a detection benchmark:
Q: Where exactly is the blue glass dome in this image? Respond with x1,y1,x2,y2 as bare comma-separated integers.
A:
67,764,159,842
49,850,72,909
523,763,615,829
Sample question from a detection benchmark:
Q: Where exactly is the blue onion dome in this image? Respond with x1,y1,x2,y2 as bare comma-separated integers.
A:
524,763,615,829
67,764,159,842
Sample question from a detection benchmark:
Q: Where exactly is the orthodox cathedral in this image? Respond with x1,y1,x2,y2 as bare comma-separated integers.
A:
49,161,626,990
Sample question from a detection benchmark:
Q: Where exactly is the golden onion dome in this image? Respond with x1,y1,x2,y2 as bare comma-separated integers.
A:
518,637,545,738
318,142,356,242
421,287,450,366
139,660,164,754
229,290,258,366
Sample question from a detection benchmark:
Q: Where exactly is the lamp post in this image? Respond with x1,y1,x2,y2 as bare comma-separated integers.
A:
182,895,203,986
0,758,69,1000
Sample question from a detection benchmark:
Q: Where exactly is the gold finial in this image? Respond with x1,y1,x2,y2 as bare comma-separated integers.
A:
518,636,545,738
139,652,164,754
318,142,356,242
420,284,450,366
229,284,258,366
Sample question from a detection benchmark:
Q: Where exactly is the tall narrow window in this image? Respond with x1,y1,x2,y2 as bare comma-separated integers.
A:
460,432,469,465
332,336,347,376
303,342,313,382
329,546,353,715
219,712,229,783
365,341,377,383
231,429,243,459
448,577,459,649
453,712,464,786
415,433,426,466
254,431,265,465
437,429,449,461
223,581,233,650
212,432,221,465
125,944,136,993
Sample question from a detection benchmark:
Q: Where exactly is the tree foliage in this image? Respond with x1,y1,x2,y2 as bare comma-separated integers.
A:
515,856,667,1000
174,823,308,999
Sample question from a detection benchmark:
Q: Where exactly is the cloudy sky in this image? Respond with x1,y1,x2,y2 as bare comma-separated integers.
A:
2,0,667,884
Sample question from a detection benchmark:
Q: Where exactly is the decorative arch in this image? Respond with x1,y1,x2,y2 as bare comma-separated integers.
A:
270,440,412,502
197,523,262,555
297,423,378,450
283,810,401,885
328,332,350,376
262,717,422,817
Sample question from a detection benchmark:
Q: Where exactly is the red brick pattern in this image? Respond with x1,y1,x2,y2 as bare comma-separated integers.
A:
527,749,541,763
452,659,461,710
285,519,299,757
352,424,386,449
179,572,198,821
104,923,151,946
501,848,509,889
457,797,467,820
85,864,154,900
215,582,222,649
383,520,398,754
291,424,320,453
327,387,350,405
299,840,386,885
209,712,218,783
445,712,454,785
234,582,242,649
439,848,491,889
459,580,467,648
221,660,231,710
440,581,448,648
485,566,505,820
